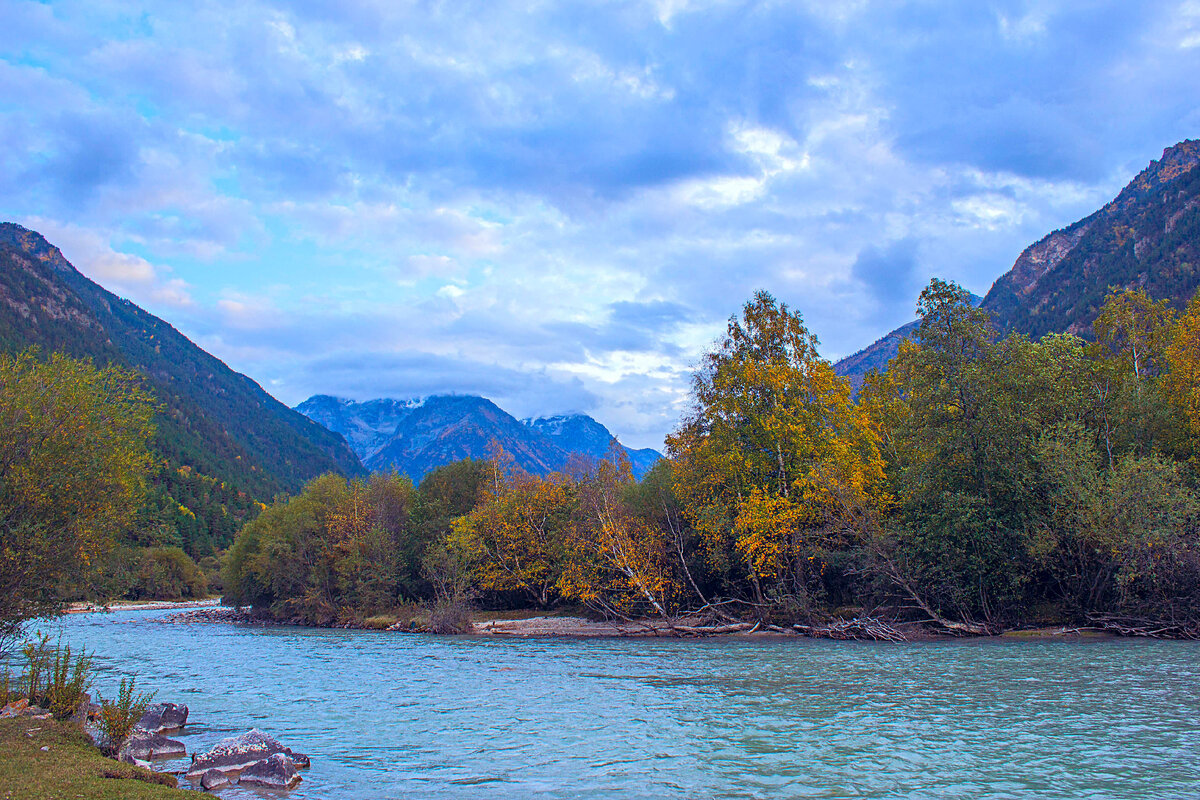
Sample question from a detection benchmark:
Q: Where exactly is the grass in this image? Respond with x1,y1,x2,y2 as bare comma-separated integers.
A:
0,717,189,800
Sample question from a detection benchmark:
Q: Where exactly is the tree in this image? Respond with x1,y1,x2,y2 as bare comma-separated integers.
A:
0,350,155,643
1163,290,1200,461
666,291,885,611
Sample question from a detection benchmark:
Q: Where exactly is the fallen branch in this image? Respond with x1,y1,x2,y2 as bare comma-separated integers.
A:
793,617,908,642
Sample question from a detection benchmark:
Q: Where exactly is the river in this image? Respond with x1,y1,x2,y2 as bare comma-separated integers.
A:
38,609,1200,798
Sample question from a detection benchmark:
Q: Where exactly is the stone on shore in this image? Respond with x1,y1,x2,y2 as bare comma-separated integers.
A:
120,728,187,761
200,769,231,790
137,702,189,732
238,753,302,789
186,728,310,779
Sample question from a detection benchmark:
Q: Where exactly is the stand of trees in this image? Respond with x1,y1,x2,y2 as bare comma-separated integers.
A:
221,282,1200,637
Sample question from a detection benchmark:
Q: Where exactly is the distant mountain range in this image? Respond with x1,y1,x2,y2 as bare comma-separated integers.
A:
296,394,662,483
0,223,363,500
835,139,1200,388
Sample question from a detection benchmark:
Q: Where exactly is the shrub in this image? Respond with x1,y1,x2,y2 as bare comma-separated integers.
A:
428,597,474,635
97,677,156,755
129,547,208,600
45,644,93,720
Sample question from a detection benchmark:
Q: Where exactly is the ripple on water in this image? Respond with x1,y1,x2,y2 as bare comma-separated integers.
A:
35,611,1200,799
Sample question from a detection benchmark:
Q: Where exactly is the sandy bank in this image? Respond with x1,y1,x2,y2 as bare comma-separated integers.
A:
64,598,221,614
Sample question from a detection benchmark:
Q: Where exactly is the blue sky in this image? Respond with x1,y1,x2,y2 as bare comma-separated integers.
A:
3,0,1199,449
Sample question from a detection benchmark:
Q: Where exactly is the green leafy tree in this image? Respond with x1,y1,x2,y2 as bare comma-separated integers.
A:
0,350,155,642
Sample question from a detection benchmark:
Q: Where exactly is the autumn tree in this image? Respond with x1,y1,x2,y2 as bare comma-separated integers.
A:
666,291,885,613
0,350,156,643
447,467,575,608
561,453,681,621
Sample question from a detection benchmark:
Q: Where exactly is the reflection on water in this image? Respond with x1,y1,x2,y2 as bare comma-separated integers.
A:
35,610,1200,799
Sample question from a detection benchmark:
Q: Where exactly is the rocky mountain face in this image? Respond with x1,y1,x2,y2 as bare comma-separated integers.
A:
835,139,1200,388
0,223,364,499
524,413,663,477
296,395,662,483
981,139,1200,339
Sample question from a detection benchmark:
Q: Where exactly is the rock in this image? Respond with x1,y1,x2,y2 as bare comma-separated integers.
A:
0,698,29,718
118,750,151,769
238,753,302,790
282,747,310,768
186,729,310,779
136,702,188,732
199,769,230,790
120,728,187,761
70,692,97,725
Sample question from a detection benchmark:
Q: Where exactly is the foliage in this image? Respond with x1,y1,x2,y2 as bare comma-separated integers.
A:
8,633,93,719
0,350,156,637
128,547,209,600
224,472,420,624
97,677,156,756
665,290,885,610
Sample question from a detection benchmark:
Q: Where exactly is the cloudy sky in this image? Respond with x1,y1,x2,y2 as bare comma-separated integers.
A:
3,1,1199,449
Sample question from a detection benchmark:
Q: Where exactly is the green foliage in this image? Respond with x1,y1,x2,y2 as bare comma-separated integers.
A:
224,473,420,624
8,633,93,719
97,678,155,756
0,350,156,636
128,547,209,600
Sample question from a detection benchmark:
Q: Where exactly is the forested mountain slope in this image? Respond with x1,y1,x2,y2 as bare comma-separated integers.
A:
0,223,364,506
835,139,1200,388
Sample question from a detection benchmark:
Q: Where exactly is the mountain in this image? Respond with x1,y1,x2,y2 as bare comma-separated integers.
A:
835,139,1200,388
524,413,663,477
0,222,364,503
296,395,663,483
981,139,1200,339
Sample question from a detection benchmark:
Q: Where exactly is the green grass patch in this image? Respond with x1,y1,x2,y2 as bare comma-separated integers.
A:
0,717,189,800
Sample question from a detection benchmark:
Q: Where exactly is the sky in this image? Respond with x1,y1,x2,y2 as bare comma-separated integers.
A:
2,1,1200,450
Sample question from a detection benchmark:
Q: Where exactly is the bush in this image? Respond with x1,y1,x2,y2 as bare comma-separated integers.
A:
427,597,474,635
129,547,208,600
97,677,155,755
46,644,93,720
10,633,93,719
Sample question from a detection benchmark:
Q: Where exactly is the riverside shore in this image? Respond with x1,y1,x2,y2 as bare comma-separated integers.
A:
156,605,1115,641
65,598,222,614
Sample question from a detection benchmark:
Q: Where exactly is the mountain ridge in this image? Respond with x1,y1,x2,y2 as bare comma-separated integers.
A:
835,138,1200,388
0,222,365,500
296,394,662,483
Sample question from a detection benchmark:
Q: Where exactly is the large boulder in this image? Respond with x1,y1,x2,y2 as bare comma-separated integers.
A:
136,702,188,732
238,753,302,790
186,729,310,779
120,728,187,761
199,769,230,790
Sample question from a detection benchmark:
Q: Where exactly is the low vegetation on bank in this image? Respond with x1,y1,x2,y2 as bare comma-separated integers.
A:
0,717,186,800
221,282,1200,639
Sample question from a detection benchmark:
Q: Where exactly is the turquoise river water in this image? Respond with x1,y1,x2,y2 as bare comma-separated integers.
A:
34,609,1200,798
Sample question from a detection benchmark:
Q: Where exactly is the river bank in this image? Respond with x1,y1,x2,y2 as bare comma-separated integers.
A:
66,598,221,614
157,604,1119,641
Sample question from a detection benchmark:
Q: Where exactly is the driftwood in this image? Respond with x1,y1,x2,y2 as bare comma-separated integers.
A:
1085,613,1200,640
793,617,908,642
672,622,755,636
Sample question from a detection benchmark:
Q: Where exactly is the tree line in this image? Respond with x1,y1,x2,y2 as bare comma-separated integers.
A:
4,279,1200,639
222,281,1200,635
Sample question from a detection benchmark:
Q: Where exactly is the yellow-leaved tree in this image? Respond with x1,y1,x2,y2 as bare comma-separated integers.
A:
1164,290,1200,462
665,291,885,609
447,465,574,608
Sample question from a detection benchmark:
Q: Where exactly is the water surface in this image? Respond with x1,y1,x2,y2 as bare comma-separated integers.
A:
36,610,1200,799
